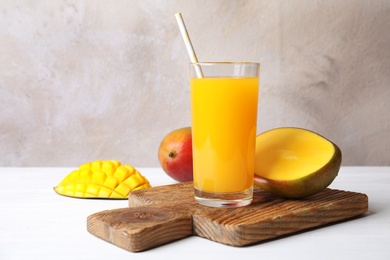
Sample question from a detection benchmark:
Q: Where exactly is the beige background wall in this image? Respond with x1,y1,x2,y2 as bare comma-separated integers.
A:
1,0,389,167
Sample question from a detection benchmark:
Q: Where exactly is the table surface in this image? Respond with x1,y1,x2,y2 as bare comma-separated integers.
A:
0,166,389,260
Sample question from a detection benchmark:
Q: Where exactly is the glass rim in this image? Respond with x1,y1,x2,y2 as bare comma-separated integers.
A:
190,62,260,66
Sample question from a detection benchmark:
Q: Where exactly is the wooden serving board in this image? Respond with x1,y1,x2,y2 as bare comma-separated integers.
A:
87,182,368,252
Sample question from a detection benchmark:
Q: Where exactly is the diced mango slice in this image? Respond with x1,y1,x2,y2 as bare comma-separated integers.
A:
53,160,151,199
110,160,121,169
115,182,130,197
98,187,112,198
123,173,143,190
91,160,103,172
113,166,130,183
102,160,118,175
79,162,91,171
92,170,106,184
104,175,119,190
67,170,79,183
124,164,136,175
85,184,100,197
79,169,92,182
133,183,152,191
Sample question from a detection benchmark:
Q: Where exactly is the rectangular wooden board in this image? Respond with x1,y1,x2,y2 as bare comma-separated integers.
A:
87,182,368,252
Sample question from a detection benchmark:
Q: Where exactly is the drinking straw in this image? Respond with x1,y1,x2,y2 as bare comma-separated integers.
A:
175,12,204,78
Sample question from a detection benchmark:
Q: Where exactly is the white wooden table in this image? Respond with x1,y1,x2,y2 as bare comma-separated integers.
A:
0,167,389,260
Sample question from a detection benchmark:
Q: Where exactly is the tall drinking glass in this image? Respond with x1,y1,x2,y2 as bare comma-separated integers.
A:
190,62,260,208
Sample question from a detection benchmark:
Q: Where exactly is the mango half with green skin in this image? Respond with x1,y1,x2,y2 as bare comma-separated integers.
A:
254,127,342,199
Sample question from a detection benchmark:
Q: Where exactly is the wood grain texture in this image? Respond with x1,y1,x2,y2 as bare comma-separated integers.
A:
87,182,368,252
87,207,192,252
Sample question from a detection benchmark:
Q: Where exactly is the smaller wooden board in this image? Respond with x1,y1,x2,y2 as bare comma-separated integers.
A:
87,182,368,252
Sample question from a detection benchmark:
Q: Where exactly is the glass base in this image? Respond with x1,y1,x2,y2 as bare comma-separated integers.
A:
194,187,253,208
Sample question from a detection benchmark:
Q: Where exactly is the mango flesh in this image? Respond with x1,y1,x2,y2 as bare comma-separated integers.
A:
254,127,342,199
54,160,151,199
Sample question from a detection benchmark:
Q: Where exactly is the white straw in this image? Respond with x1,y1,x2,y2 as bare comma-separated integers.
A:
175,12,204,78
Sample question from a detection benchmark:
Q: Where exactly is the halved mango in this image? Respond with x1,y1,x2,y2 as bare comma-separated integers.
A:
254,127,342,199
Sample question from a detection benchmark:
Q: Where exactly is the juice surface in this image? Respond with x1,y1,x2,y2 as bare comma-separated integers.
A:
190,77,259,193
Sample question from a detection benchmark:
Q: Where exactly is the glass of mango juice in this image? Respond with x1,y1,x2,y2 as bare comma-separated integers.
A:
190,62,260,208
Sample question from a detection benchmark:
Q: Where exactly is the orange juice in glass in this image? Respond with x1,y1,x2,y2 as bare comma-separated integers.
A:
190,62,260,208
